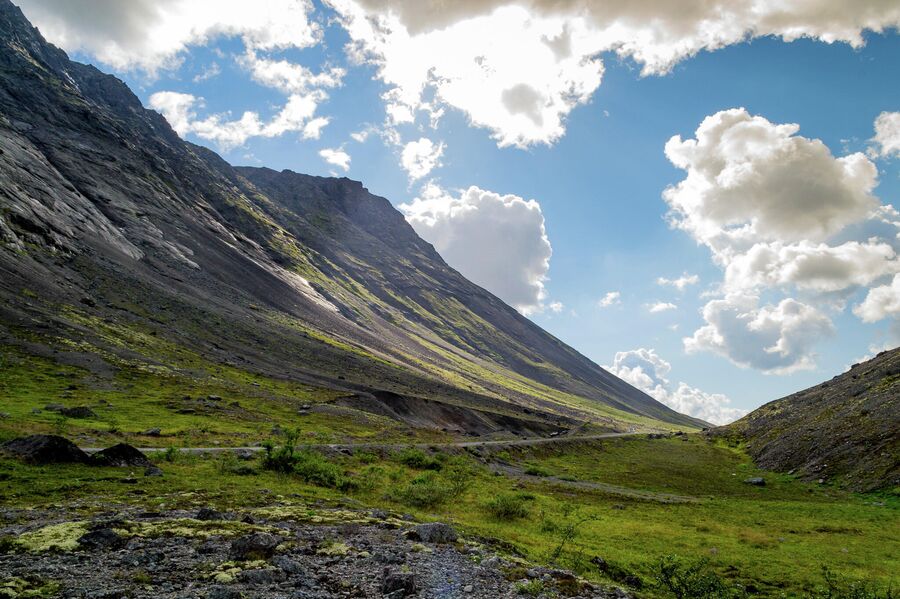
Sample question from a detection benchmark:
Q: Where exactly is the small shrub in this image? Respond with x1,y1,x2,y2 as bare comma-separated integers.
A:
654,555,741,599
390,472,451,508
162,446,179,463
293,451,355,491
485,492,532,521
355,450,379,464
813,567,895,599
395,448,443,470
515,579,545,596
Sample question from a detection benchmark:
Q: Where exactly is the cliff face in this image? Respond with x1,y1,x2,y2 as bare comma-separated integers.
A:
719,348,900,491
0,0,704,432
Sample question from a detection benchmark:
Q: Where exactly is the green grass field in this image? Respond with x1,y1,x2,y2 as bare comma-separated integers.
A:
1,433,895,598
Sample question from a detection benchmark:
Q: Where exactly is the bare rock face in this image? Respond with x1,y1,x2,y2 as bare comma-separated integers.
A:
1,435,90,465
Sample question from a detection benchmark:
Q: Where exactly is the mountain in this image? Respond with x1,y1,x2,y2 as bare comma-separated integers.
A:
718,348,900,492
0,0,704,435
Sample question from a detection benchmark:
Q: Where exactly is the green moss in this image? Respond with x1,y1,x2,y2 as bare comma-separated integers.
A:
14,521,89,553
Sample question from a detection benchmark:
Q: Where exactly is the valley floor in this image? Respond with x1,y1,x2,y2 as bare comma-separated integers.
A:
1,434,896,598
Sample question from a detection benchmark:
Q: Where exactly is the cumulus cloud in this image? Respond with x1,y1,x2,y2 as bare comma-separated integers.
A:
853,274,900,323
664,108,879,252
319,147,351,171
598,291,621,308
685,295,835,374
400,138,445,181
149,91,326,149
330,0,900,147
665,109,900,370
871,111,900,159
400,184,552,314
605,348,745,425
647,301,676,313
723,240,900,293
657,273,699,290
549,301,564,313
18,0,321,74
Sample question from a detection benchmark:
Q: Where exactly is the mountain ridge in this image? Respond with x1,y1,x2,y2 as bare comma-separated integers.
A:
0,0,705,433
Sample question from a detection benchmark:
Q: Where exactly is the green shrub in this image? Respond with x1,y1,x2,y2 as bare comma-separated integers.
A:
395,448,444,470
515,579,545,596
260,431,354,491
485,492,532,521
654,555,742,599
813,567,895,599
292,451,355,491
389,472,452,508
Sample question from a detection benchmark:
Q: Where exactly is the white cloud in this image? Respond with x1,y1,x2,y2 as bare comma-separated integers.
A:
664,109,900,371
239,50,345,94
400,184,552,314
149,91,326,149
302,117,331,140
192,61,221,82
598,291,620,308
664,108,878,252
605,348,745,425
331,0,900,147
647,301,676,313
400,138,445,181
854,274,900,323
18,0,321,74
319,147,351,171
657,273,699,290
549,301,564,313
724,240,900,293
871,111,900,159
685,295,834,374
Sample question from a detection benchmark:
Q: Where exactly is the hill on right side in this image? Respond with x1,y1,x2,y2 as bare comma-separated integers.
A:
718,348,900,492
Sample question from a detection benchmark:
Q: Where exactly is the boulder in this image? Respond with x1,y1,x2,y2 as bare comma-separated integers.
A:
381,568,416,598
744,477,766,486
1,435,90,464
230,532,280,561
142,428,162,437
59,406,97,419
92,443,152,467
196,507,226,521
78,528,127,550
407,522,457,544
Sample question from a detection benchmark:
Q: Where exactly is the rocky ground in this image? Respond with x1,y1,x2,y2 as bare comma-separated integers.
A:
0,502,629,599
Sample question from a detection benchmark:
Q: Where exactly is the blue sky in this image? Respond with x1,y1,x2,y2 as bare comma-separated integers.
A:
17,0,900,423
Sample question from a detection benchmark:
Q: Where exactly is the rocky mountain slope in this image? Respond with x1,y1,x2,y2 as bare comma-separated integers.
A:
0,0,703,434
719,348,900,492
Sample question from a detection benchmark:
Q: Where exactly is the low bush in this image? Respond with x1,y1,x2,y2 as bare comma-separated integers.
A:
395,448,444,470
654,555,743,599
260,431,355,491
485,492,532,521
389,472,451,508
813,567,895,599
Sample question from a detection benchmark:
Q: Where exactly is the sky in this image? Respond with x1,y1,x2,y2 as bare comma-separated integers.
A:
15,0,900,424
